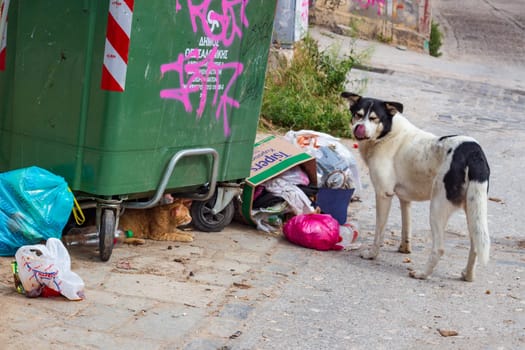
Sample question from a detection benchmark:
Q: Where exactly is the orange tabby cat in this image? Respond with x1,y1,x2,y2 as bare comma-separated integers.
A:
119,197,193,243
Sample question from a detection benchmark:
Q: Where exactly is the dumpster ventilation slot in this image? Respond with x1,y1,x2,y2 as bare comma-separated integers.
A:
101,0,134,92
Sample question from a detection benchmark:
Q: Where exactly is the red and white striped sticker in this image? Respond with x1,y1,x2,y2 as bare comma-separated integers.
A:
101,0,134,92
0,0,9,71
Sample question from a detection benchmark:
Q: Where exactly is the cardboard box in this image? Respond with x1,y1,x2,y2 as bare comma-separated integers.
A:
240,136,317,225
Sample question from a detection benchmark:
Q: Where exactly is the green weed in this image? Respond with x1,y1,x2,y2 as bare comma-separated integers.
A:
261,36,356,138
429,20,443,57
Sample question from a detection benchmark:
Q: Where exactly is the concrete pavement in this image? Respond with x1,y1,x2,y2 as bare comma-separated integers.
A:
0,225,290,349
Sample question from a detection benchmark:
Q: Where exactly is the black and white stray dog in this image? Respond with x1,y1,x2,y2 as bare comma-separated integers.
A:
341,92,490,281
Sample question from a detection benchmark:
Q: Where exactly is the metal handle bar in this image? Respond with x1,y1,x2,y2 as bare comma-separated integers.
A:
124,148,219,209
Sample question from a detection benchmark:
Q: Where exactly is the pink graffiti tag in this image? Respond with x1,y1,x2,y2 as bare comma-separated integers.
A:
357,0,386,15
300,0,309,23
160,47,244,136
175,0,249,47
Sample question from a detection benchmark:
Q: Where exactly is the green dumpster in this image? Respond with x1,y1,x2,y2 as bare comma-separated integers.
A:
0,0,277,260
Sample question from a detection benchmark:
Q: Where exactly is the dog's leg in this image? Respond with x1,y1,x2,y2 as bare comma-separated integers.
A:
410,192,454,280
398,199,412,254
462,234,477,282
361,193,393,259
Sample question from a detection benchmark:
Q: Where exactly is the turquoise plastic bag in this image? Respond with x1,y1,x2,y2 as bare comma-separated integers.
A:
0,166,73,256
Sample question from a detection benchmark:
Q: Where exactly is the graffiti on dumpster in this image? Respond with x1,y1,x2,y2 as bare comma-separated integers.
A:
160,47,243,137
355,0,386,15
161,0,250,137
175,0,249,47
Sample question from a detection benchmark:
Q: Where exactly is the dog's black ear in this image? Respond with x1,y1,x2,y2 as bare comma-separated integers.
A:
385,102,403,116
341,92,361,107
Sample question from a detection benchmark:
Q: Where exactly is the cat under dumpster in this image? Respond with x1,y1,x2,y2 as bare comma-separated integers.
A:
240,134,360,251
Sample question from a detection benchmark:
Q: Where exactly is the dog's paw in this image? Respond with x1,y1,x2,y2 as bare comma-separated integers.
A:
360,247,379,260
461,269,475,282
408,270,428,280
398,243,411,254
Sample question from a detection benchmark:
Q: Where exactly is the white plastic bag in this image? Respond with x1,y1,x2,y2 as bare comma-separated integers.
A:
264,176,315,215
284,130,361,192
15,238,85,300
274,167,310,186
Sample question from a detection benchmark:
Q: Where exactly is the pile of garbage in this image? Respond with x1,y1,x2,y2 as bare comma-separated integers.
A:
246,131,361,251
0,166,85,300
285,130,360,191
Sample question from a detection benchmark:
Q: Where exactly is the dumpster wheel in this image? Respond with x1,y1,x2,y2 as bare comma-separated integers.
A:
191,194,235,232
99,209,115,261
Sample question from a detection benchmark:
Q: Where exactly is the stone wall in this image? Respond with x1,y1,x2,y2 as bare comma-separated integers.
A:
311,0,432,52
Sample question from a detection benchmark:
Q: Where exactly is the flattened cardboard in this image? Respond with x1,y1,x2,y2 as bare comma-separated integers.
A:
241,136,317,225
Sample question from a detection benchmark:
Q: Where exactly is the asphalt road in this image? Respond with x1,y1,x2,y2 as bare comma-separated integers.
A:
432,0,525,68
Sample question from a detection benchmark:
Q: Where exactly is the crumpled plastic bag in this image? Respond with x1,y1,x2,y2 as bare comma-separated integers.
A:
0,166,74,256
272,166,310,186
15,238,85,300
252,202,289,233
284,130,361,191
264,177,315,215
283,213,343,251
263,167,316,215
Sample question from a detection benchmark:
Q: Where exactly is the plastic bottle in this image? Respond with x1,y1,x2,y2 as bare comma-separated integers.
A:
338,222,359,249
62,227,133,247
263,214,283,233
267,215,283,227
114,229,134,244
11,261,24,294
62,226,99,247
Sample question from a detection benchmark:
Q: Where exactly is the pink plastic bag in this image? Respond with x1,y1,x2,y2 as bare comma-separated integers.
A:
283,214,343,251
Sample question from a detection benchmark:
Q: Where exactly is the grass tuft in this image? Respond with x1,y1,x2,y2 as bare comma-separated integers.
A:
261,36,357,138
